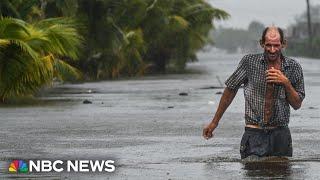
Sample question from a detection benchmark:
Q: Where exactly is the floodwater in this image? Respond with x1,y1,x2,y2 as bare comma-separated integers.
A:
0,50,320,179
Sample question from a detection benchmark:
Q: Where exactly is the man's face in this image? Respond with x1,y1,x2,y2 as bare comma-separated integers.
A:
263,28,283,61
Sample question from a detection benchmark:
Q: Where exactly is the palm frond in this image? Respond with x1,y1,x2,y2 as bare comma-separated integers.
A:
53,58,82,81
33,18,82,59
168,15,189,32
183,4,229,24
10,39,38,60
0,17,83,101
0,17,29,37
0,54,52,100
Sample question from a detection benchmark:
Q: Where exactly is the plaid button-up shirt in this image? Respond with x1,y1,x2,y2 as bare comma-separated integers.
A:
225,53,305,127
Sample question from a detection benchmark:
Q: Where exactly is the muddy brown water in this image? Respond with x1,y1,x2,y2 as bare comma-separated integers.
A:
0,50,320,179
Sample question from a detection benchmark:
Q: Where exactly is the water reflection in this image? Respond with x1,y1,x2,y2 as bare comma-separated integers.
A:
243,161,292,178
202,157,313,179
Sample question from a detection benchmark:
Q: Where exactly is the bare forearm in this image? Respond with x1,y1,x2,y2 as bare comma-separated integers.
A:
211,87,237,125
284,81,302,110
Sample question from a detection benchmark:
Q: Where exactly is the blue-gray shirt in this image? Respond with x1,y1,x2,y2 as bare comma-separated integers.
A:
225,53,305,127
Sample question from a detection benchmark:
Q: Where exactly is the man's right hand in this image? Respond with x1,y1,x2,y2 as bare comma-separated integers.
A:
202,88,236,140
203,122,218,140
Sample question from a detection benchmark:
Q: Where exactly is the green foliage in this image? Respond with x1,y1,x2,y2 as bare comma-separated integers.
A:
0,17,82,102
141,0,229,72
0,0,42,22
0,0,229,101
1,0,228,79
73,0,229,77
44,0,78,18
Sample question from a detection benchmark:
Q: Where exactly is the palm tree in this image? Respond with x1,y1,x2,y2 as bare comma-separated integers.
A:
0,17,82,102
141,0,229,72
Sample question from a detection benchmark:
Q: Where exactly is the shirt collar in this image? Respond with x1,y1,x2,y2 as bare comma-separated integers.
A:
260,53,290,68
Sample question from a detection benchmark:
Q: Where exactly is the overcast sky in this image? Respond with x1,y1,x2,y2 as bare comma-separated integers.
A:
208,0,320,29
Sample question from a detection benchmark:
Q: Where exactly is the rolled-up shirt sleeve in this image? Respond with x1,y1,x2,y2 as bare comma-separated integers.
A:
291,63,305,101
225,55,248,90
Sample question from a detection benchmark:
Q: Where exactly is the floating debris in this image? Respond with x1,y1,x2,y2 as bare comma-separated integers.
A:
167,106,174,109
199,86,224,90
216,91,223,95
83,99,92,104
179,92,188,96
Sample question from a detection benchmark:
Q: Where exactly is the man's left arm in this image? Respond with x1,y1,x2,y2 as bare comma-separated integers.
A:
266,65,305,110
283,79,303,110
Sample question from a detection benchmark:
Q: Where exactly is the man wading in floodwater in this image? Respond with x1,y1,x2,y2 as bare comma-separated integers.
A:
203,26,305,160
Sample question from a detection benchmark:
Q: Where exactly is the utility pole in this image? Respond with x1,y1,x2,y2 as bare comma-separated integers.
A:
306,0,312,50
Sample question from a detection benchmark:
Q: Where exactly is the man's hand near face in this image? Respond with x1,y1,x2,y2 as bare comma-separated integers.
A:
266,67,290,85
266,67,302,110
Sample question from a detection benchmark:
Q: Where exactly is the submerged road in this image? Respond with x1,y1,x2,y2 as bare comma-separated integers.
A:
0,50,320,179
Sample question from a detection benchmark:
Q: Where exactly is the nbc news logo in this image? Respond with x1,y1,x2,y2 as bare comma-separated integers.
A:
8,159,115,173
8,160,28,173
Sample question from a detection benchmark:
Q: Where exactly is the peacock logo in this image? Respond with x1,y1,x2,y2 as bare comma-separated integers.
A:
8,160,28,173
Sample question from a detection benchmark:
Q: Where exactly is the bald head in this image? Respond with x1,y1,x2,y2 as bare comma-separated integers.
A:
261,26,285,44
266,26,281,41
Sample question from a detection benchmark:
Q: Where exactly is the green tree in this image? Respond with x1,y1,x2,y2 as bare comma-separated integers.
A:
0,17,82,102
73,0,152,77
42,0,78,18
1,0,229,80
141,0,229,72
72,0,229,77
0,0,42,22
